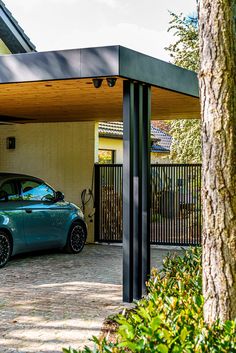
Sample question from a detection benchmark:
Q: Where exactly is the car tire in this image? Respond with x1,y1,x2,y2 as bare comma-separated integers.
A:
0,231,12,268
65,222,86,254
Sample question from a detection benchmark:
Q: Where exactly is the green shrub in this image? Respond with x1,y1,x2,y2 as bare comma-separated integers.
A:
63,248,236,353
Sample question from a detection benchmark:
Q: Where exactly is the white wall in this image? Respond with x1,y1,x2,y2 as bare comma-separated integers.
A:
0,122,98,242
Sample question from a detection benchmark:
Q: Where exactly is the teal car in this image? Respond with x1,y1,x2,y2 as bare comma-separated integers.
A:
0,173,87,268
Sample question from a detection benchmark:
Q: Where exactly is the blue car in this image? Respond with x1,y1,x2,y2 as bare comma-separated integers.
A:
0,173,87,268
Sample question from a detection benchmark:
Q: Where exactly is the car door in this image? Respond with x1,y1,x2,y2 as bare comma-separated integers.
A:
19,178,71,250
0,180,26,254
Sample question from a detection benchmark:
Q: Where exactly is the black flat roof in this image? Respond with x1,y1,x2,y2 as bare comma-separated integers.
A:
0,45,198,97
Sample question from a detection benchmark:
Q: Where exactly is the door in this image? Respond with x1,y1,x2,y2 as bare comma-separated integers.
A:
19,179,71,250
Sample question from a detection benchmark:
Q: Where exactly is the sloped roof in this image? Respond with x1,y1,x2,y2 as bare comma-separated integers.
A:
99,122,124,138
151,126,172,152
0,0,35,53
99,122,172,153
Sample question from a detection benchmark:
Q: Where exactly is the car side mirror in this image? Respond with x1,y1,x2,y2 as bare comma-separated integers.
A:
42,194,54,202
55,191,64,202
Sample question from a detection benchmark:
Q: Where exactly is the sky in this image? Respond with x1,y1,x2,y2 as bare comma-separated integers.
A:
4,0,197,61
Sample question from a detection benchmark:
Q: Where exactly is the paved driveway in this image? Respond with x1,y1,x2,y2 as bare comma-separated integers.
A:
0,244,182,353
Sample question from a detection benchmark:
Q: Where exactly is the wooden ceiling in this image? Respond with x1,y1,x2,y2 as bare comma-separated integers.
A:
0,78,200,123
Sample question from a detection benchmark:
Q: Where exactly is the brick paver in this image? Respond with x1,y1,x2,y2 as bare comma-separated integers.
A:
0,244,182,353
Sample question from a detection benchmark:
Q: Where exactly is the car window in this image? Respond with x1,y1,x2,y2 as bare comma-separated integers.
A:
0,181,21,201
21,180,55,201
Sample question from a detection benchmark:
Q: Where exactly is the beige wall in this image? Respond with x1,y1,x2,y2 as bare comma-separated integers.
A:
99,136,170,164
0,122,98,242
0,39,11,54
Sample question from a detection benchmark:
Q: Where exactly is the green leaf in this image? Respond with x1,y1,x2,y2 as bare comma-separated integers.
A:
138,306,151,320
131,313,142,323
150,316,162,331
178,280,184,291
118,341,139,351
157,343,169,353
172,345,182,353
224,320,233,333
180,327,188,343
193,295,204,307
162,328,171,341
91,336,100,344
62,348,79,353
119,322,135,339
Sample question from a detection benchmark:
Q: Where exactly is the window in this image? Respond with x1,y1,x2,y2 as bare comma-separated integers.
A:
0,181,20,201
98,149,115,164
21,180,55,201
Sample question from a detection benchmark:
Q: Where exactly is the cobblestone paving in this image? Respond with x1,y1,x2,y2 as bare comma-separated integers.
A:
0,244,182,353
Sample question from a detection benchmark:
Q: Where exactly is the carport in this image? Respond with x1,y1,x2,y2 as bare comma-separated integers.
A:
0,45,200,302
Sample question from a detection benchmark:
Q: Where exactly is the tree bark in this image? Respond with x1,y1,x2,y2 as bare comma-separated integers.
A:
198,0,236,323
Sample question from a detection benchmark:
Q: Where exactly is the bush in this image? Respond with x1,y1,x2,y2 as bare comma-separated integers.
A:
63,248,236,353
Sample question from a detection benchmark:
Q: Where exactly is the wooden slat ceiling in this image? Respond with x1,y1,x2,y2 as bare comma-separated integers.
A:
0,77,200,123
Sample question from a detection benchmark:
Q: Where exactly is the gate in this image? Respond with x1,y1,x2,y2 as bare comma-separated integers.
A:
94,164,202,246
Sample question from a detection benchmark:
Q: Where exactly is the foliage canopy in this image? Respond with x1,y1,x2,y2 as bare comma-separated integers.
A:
165,13,201,164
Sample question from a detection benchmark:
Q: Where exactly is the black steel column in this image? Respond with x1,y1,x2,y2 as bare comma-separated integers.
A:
133,83,142,300
94,164,100,242
123,80,134,302
123,80,151,302
141,85,151,295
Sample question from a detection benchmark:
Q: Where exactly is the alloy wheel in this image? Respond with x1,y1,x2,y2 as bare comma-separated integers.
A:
0,234,11,267
70,225,85,252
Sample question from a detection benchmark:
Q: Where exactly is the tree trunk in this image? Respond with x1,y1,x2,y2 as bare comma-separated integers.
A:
198,0,236,323
199,0,236,323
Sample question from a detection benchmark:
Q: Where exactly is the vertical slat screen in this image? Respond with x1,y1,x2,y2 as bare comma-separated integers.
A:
94,164,202,246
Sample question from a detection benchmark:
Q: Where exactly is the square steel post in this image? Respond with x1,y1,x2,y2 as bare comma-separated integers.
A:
123,80,134,302
141,85,151,295
94,164,100,242
133,83,142,300
123,80,151,302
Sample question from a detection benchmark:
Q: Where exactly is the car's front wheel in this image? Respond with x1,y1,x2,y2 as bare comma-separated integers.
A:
65,222,86,254
0,231,11,268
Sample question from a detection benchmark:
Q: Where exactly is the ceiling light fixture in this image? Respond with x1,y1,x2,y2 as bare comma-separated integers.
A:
106,78,117,87
92,78,103,88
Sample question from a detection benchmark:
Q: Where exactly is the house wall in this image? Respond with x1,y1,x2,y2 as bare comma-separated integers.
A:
99,137,123,163
0,39,11,54
99,136,170,164
0,122,98,242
